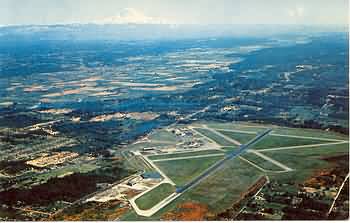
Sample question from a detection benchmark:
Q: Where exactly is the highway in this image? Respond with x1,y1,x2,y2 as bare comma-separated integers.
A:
175,128,272,193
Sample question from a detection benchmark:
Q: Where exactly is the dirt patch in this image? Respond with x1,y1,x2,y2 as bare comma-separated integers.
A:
90,112,159,122
162,202,209,220
304,154,349,189
39,109,73,115
49,200,129,221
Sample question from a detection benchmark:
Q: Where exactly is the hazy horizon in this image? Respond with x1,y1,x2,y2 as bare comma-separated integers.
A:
0,0,348,26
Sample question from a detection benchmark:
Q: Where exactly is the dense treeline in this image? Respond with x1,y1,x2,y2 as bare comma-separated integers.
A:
0,160,133,206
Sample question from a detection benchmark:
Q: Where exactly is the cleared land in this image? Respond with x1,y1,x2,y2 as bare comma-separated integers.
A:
203,122,269,132
120,156,264,221
155,156,224,186
193,128,234,146
218,130,257,144
147,130,178,142
126,155,155,172
240,153,284,172
135,183,176,210
148,150,223,160
250,135,334,150
173,156,264,213
127,141,174,151
261,142,349,183
272,127,348,140
221,146,239,152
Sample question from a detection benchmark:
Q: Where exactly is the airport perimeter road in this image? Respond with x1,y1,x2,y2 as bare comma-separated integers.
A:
176,128,272,193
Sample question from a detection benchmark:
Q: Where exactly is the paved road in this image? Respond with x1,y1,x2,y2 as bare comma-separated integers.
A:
249,150,293,172
176,128,272,193
152,153,225,162
257,141,348,152
190,126,222,146
238,156,267,172
129,190,181,217
211,128,344,142
141,154,176,185
327,172,350,215
203,125,242,146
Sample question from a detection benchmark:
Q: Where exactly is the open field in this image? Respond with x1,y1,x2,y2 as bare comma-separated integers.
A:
218,130,257,144
135,183,176,210
126,155,155,172
204,122,348,141
272,127,348,140
221,146,239,152
33,162,98,183
203,122,271,132
120,156,264,220
240,153,284,172
250,135,334,150
126,141,174,151
193,128,235,146
155,156,224,186
261,142,349,183
179,156,264,213
147,130,178,142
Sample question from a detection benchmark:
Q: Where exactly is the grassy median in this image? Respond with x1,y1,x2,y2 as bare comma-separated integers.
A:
135,183,176,210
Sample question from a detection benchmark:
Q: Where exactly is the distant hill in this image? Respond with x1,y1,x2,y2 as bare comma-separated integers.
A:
0,24,347,41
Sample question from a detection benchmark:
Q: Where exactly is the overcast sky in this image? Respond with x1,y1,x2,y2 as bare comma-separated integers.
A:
0,0,348,26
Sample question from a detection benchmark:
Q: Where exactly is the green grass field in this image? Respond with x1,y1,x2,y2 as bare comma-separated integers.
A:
32,162,98,184
201,122,269,132
155,155,224,186
221,146,239,152
261,142,349,183
135,183,176,210
127,155,155,172
203,121,347,141
240,153,284,171
218,130,257,144
177,156,264,213
272,127,348,140
250,135,334,150
193,128,235,146
148,150,223,160
121,156,264,220
147,130,179,142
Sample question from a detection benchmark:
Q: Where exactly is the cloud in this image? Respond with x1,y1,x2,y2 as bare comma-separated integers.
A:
287,6,305,18
95,8,171,24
